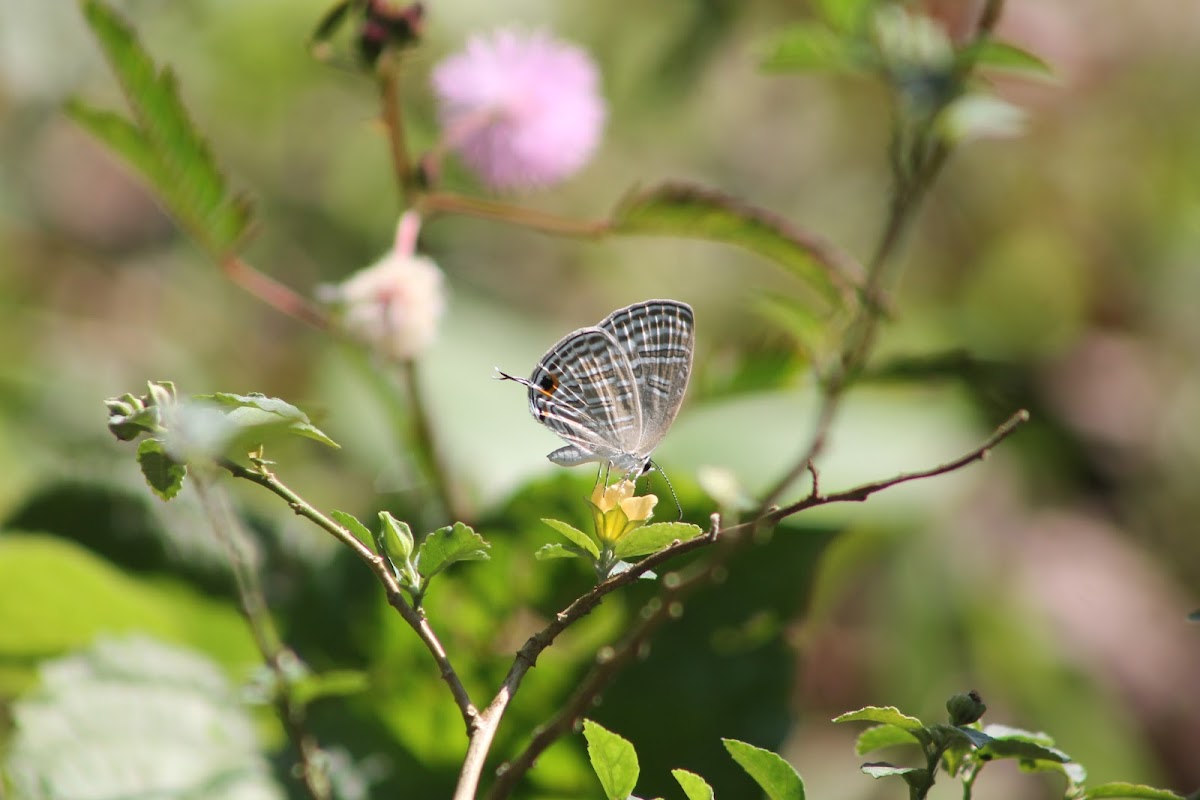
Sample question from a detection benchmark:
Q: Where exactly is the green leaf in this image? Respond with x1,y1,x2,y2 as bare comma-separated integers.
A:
760,22,858,73
584,720,639,800
198,392,339,448
612,522,704,560
291,668,370,707
1085,784,1186,800
65,101,162,184
833,706,925,731
542,518,601,558
861,763,923,780
330,509,373,549
854,723,920,755
962,38,1054,78
672,769,714,800
136,438,186,500
534,543,588,560
0,534,260,696
4,637,281,799
980,737,1069,764
611,182,853,308
76,0,252,254
416,522,490,581
722,739,805,800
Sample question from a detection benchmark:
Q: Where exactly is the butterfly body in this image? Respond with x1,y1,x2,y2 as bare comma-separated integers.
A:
499,300,694,477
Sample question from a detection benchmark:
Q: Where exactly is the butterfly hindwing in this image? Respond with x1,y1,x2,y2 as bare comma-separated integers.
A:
526,327,644,464
597,300,694,454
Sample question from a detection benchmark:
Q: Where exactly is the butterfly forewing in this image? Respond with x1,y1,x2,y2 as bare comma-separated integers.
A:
527,327,644,461
597,300,694,453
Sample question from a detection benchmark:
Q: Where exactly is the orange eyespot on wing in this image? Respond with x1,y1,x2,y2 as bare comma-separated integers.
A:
537,372,559,396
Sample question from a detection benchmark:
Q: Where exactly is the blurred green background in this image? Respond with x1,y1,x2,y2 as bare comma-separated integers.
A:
2,0,1200,798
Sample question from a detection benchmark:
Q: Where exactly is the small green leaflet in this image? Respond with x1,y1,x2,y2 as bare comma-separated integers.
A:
611,182,854,309
722,739,805,800
854,723,919,755
671,769,714,800
583,720,639,800
136,438,186,500
416,522,490,580
759,22,859,73
833,705,925,731
534,543,590,560
542,518,601,558
72,0,252,255
612,522,703,560
197,393,338,448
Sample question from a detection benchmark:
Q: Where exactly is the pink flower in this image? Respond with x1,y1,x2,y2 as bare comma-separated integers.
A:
322,215,446,361
432,28,606,191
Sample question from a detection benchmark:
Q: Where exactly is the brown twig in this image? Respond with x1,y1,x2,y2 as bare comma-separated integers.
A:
191,475,330,800
471,409,1031,799
218,458,479,732
420,191,611,238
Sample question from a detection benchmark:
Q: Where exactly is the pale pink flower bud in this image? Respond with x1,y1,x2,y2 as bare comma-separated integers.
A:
323,220,446,361
432,28,606,191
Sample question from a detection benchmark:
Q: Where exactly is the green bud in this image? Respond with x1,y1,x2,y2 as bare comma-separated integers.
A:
947,690,987,726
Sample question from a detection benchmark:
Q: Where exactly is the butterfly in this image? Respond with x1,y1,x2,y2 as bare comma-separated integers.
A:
498,299,694,478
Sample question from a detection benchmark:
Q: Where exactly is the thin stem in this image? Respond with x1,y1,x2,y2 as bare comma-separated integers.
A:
466,411,1030,798
400,358,468,523
221,255,329,330
420,191,611,238
377,48,416,205
191,475,330,800
219,457,479,732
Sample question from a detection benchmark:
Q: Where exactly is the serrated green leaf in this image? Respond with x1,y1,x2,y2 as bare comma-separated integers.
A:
861,763,923,780
612,522,703,560
416,522,490,581
760,22,859,73
722,739,805,800
981,724,1056,747
198,392,338,448
962,38,1054,78
330,510,373,549
833,706,925,731
611,182,853,308
136,438,186,500
291,669,369,707
854,723,920,755
672,769,714,800
65,100,162,184
1085,784,1185,800
535,543,588,560
542,518,601,558
980,737,1069,764
77,0,252,254
584,720,639,800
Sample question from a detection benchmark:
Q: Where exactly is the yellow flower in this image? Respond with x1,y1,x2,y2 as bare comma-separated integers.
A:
588,480,657,546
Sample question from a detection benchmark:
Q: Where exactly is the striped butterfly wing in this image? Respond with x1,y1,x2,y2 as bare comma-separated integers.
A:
597,300,694,456
526,326,644,464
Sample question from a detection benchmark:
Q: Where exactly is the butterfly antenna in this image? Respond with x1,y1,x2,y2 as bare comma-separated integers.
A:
649,460,683,520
